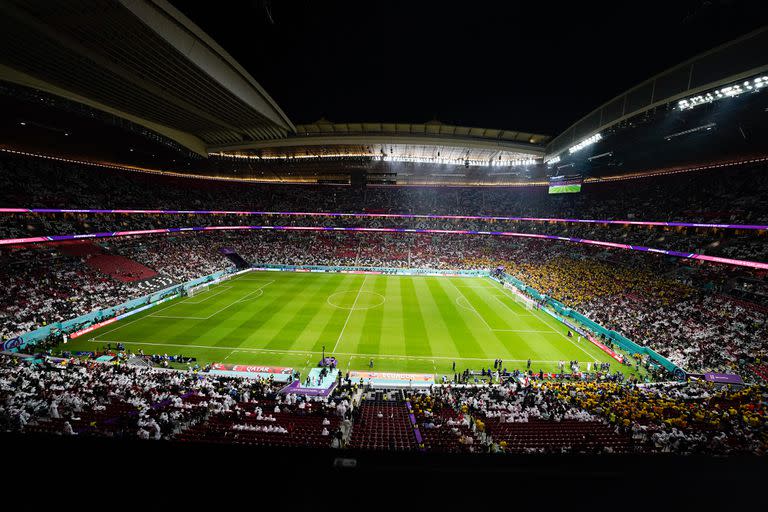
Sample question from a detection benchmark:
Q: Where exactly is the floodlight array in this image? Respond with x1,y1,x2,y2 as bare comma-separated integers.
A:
677,75,768,110
568,133,602,154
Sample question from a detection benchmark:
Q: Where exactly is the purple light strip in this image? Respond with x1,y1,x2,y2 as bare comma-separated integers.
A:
0,208,764,231
1,225,767,270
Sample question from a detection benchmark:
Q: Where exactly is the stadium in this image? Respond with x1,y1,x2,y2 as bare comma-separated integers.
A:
0,0,767,485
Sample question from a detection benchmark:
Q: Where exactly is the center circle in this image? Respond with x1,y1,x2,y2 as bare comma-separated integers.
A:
327,291,386,310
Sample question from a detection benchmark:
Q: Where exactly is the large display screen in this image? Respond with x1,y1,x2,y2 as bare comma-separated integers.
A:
548,176,583,194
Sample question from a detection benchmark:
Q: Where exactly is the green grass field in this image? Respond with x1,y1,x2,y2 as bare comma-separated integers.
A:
62,271,640,379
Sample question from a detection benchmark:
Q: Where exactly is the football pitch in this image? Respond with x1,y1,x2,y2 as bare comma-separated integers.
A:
65,271,638,379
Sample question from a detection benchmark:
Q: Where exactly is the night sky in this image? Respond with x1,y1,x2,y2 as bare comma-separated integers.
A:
172,0,767,135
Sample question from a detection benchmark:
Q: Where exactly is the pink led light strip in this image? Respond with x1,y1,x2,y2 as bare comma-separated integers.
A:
0,225,766,270
0,208,764,231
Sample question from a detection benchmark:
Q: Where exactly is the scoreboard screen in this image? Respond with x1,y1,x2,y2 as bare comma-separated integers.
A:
548,175,582,194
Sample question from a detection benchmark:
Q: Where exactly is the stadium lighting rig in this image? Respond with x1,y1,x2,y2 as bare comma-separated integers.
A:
386,155,537,167
664,122,717,141
544,133,603,165
211,151,538,168
568,133,602,154
677,75,768,110
490,158,536,167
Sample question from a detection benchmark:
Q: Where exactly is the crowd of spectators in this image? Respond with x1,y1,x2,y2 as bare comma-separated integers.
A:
4,351,762,456
0,246,136,340
3,210,765,262
1,151,767,224
0,353,353,447
408,379,766,455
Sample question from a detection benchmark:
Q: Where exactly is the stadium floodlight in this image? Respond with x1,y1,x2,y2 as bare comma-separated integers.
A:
568,133,602,154
587,151,613,162
212,150,539,168
544,155,560,166
664,122,717,141
677,75,768,111
490,158,536,167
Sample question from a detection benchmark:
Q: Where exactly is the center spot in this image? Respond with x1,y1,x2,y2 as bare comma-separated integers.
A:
327,291,386,310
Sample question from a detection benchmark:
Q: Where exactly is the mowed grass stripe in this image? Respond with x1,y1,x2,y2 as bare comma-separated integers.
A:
368,273,406,358
441,278,514,360
315,274,364,351
399,277,432,358
260,273,346,351
203,276,304,349
353,275,388,356
166,281,274,345
290,274,360,352
422,277,486,359
100,274,273,343
445,277,554,362
459,284,520,331
74,272,642,378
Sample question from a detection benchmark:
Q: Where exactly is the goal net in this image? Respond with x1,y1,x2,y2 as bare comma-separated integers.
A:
187,272,235,297
187,282,209,297
503,282,537,310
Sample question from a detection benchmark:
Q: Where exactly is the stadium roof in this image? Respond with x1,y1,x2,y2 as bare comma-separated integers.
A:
0,0,548,169
212,120,548,168
0,0,295,155
0,1,764,185
546,26,768,159
292,121,549,146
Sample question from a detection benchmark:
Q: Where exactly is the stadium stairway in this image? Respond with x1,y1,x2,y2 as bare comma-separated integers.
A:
348,391,418,451
219,248,251,270
57,241,158,282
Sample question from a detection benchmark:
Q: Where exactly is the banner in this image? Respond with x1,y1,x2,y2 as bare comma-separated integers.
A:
208,363,294,382
348,370,434,387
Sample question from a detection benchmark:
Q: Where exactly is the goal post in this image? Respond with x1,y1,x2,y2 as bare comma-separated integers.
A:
187,282,208,297
186,271,237,297
503,282,537,310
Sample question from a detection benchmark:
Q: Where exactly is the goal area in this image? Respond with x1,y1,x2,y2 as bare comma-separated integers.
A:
503,282,537,310
187,272,236,297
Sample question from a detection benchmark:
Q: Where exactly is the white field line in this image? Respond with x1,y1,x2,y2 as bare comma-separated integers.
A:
451,285,550,333
151,281,273,320
494,281,598,361
448,279,496,330
91,339,581,364
235,277,283,281
90,299,184,339
326,290,386,311
332,275,368,353
492,295,534,317
184,285,233,304
91,271,261,336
